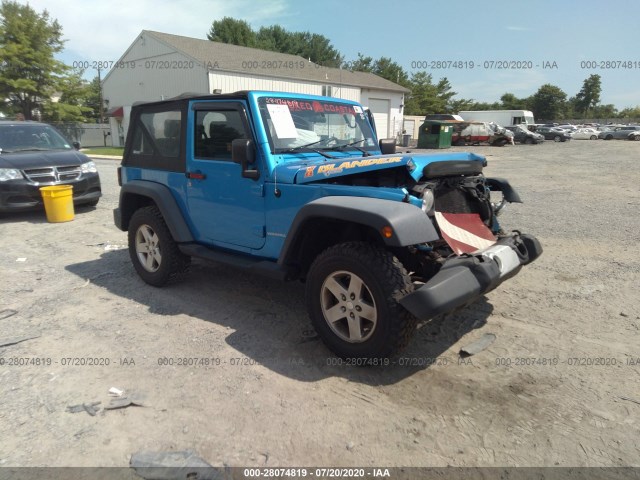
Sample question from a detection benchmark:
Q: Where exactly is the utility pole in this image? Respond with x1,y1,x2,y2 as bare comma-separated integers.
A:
97,67,104,124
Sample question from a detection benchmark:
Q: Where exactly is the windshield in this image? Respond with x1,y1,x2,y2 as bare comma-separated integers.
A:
258,97,376,156
0,124,72,153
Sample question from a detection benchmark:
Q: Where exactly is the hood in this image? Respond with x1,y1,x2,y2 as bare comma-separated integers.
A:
271,152,486,184
0,149,91,170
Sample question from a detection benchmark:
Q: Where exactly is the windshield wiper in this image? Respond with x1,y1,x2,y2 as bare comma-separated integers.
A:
278,140,337,159
327,139,371,157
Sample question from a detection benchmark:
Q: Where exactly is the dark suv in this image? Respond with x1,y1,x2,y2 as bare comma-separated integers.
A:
0,121,101,212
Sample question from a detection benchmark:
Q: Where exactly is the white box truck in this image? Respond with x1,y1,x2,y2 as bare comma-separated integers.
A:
458,110,535,126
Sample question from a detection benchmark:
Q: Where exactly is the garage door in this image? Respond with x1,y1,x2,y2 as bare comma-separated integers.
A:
368,98,390,139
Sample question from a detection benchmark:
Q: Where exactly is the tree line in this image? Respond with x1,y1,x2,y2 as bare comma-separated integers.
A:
1,5,638,123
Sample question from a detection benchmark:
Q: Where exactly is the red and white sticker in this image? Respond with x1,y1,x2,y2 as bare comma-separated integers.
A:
435,211,496,255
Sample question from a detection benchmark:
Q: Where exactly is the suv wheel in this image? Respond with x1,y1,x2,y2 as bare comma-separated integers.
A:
305,242,416,360
128,206,190,286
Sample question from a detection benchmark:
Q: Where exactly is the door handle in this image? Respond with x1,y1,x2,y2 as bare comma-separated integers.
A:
185,171,206,180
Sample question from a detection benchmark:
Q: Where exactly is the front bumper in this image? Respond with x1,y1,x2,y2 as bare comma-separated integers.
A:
399,233,542,320
0,174,101,212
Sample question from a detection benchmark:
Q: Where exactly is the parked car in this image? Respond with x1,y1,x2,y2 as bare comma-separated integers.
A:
598,126,640,140
0,121,101,212
557,124,578,132
536,127,573,142
571,128,600,140
505,125,545,144
451,121,512,146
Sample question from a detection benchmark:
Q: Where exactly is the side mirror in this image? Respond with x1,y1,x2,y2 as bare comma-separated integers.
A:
232,138,259,180
379,138,396,155
72,141,81,150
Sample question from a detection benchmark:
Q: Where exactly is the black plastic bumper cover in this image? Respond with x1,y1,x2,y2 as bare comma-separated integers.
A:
399,232,542,320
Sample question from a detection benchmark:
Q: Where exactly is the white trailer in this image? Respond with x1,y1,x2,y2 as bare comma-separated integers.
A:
458,110,535,126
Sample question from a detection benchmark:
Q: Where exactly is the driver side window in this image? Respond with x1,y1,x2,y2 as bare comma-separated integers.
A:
194,109,247,160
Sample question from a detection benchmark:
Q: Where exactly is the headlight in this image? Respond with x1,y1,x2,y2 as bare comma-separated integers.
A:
421,189,434,214
80,161,98,173
0,168,22,181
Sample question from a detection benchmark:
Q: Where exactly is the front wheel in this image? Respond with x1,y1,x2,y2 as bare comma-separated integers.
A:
590,135,597,140
553,135,561,142
127,206,190,286
305,242,416,360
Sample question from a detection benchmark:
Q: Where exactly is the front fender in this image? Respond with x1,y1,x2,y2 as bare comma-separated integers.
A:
278,196,439,265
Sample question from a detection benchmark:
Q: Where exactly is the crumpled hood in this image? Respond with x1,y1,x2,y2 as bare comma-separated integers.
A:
0,150,91,170
271,152,487,184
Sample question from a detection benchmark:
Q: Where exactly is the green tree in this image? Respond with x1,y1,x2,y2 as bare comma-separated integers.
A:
42,68,92,123
83,76,106,122
591,104,618,119
346,55,408,87
0,0,67,119
575,74,602,119
500,93,530,110
403,72,457,115
207,18,343,66
617,105,640,120
207,17,256,47
288,31,342,67
529,84,567,121
345,52,374,72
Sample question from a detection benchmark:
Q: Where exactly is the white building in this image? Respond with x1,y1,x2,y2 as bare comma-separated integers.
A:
103,30,409,146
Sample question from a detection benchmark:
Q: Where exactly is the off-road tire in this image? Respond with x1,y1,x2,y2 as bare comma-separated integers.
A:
305,242,416,360
127,206,190,286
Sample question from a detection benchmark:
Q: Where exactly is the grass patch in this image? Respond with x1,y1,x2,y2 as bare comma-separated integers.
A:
82,147,124,157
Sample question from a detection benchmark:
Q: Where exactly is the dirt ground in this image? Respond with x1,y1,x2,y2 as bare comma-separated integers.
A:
0,140,639,469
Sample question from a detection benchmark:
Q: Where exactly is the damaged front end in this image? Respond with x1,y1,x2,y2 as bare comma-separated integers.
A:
397,158,542,320
286,152,542,321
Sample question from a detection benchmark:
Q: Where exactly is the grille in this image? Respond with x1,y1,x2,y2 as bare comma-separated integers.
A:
23,165,81,183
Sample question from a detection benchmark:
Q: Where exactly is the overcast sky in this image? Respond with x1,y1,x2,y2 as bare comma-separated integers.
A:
18,0,640,108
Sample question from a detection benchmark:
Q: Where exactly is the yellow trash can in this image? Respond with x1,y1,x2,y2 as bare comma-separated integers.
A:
39,185,75,223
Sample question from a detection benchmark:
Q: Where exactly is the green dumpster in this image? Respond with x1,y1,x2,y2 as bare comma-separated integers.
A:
417,120,453,149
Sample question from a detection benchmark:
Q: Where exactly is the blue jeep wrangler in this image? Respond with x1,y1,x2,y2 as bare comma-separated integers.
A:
114,91,541,360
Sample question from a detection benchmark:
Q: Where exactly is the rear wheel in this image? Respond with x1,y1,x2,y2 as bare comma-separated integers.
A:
553,135,561,142
590,135,597,140
305,242,416,360
127,206,190,286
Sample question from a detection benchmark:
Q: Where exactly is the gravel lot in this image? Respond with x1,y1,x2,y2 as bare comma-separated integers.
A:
0,140,639,469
